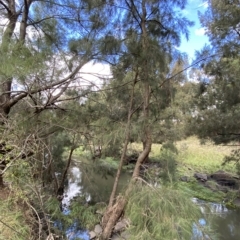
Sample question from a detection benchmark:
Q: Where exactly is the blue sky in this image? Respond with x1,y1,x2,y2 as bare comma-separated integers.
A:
179,0,209,61
81,0,211,84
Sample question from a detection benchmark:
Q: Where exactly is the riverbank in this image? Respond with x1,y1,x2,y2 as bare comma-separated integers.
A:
176,137,240,207
66,137,240,239
1,137,239,239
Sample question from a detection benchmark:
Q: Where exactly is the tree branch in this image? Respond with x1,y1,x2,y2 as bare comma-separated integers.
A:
0,0,10,13
8,61,88,108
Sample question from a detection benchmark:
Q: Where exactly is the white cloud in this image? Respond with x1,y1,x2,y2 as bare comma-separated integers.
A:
195,27,206,36
79,61,112,88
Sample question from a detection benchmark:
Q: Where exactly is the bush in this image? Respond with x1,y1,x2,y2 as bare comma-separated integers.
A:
126,184,200,240
150,141,178,183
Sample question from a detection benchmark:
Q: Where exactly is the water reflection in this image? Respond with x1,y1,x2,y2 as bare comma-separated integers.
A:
61,167,89,240
62,166,240,240
80,166,130,203
192,198,240,240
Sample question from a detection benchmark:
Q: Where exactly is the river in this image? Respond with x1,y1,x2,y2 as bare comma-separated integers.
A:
61,164,240,240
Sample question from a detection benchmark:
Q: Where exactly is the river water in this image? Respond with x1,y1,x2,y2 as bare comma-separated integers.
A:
61,165,240,240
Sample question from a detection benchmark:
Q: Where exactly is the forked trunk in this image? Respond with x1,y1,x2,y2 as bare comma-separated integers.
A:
100,196,127,240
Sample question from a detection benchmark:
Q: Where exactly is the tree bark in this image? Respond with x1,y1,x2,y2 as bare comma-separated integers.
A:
100,196,127,240
0,161,5,187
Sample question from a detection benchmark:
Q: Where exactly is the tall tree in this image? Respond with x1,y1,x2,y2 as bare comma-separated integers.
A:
0,0,111,186
99,1,193,239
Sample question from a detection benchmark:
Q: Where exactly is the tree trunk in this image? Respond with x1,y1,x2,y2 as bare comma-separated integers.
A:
132,127,151,178
57,147,75,199
108,72,138,207
132,0,152,178
101,72,138,238
0,162,5,187
100,196,127,240
100,1,152,239
142,140,149,162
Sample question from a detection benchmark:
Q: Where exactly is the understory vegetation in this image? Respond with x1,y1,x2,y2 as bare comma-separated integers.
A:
0,136,239,239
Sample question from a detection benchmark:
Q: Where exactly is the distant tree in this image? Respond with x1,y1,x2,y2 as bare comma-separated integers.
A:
187,0,240,144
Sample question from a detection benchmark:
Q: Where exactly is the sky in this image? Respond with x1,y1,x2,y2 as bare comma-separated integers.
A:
179,0,209,61
84,0,211,82
0,0,210,86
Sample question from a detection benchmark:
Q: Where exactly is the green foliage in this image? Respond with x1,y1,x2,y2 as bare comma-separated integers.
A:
150,142,178,183
223,149,240,176
69,202,100,230
126,184,200,240
199,0,240,54
0,44,45,83
45,197,62,218
51,131,72,162
44,195,100,234
99,157,119,172
0,193,31,240
179,181,225,203
187,1,240,147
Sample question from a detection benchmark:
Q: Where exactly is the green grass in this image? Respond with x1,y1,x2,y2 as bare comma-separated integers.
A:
129,137,237,174
176,137,237,174
178,181,225,202
129,137,239,203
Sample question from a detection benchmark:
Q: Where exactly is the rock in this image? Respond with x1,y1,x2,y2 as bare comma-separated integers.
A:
113,219,129,233
89,231,96,239
180,176,189,182
96,209,104,215
121,230,131,239
111,234,124,240
94,224,103,234
205,181,218,191
194,173,208,182
46,234,61,240
114,221,126,232
216,184,229,193
210,170,238,188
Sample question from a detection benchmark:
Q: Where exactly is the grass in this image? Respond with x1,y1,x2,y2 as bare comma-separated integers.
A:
129,137,239,203
176,137,237,174
130,136,237,174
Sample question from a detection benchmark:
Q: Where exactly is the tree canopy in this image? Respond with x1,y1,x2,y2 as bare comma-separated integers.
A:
187,0,240,144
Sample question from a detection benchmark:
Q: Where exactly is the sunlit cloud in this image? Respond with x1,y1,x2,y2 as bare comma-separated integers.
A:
195,28,206,36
